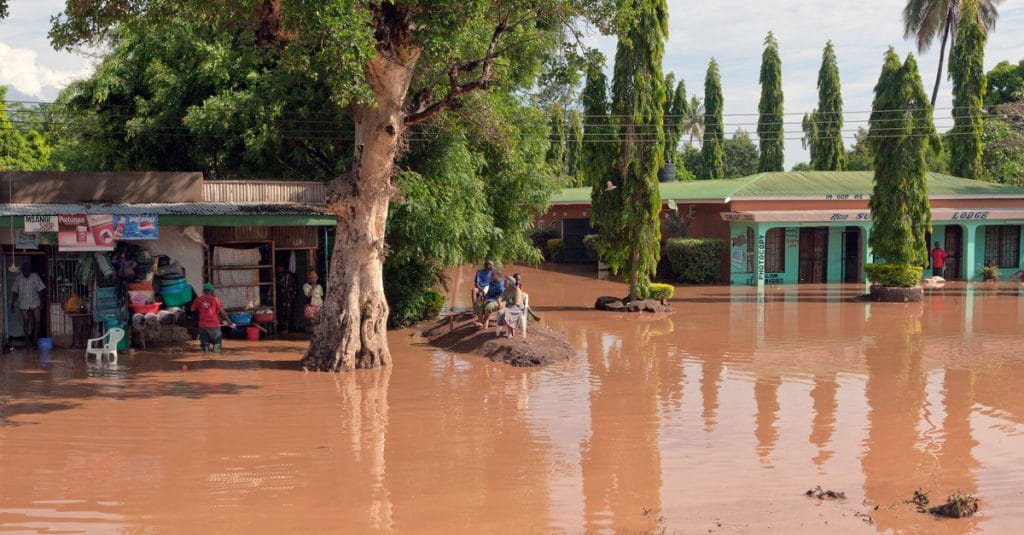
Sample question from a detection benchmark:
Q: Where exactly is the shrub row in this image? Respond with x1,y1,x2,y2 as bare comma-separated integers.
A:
546,238,564,262
664,238,724,284
648,282,675,301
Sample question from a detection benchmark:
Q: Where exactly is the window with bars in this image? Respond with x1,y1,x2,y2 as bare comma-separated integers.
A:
984,225,1021,268
765,228,786,273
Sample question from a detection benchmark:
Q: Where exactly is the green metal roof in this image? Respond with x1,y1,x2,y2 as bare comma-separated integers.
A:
549,171,1024,204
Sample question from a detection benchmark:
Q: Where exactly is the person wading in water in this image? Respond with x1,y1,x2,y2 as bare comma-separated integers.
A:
11,262,45,347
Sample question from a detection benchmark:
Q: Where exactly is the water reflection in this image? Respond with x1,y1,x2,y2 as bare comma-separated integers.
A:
3,270,1024,532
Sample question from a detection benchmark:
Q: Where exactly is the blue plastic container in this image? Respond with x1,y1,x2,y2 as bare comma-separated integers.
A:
37,338,53,351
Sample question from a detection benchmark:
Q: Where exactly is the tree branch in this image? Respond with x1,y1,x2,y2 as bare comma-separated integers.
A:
403,11,520,126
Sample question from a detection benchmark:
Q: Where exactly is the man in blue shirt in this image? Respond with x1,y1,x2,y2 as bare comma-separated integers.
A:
473,260,494,305
475,270,504,329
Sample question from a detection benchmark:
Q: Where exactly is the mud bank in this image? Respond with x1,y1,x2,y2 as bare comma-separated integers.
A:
418,314,575,367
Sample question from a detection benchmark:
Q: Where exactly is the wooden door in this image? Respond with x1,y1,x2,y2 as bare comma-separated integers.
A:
944,226,963,279
798,228,829,283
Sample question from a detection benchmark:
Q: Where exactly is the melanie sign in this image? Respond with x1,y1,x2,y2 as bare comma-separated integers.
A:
24,215,58,233
58,215,116,252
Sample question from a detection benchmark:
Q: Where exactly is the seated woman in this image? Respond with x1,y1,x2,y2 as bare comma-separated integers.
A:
497,276,528,338
474,271,505,329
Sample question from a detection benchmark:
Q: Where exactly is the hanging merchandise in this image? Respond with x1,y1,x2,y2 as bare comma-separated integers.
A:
94,252,116,279
288,251,297,273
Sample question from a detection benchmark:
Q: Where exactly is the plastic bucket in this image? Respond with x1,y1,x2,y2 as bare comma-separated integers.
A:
246,326,260,341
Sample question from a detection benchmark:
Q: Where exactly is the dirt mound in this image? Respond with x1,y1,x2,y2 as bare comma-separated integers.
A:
418,313,575,367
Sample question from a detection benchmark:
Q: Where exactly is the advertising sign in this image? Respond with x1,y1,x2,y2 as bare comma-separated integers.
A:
24,215,58,232
15,230,38,250
58,215,116,252
113,215,159,240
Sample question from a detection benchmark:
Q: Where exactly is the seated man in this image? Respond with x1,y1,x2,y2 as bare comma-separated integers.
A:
474,271,504,330
472,260,494,306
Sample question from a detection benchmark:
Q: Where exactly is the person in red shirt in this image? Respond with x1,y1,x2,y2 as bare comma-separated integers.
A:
930,241,947,278
190,283,235,352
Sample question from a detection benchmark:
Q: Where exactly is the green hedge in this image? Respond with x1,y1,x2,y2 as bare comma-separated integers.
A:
864,263,922,287
649,283,675,301
528,227,559,248
546,238,564,262
664,238,724,284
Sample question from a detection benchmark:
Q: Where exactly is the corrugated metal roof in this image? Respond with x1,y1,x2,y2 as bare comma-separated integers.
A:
203,181,327,203
0,202,328,217
548,171,1024,204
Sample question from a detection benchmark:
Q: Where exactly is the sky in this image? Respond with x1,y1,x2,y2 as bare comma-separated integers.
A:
2,0,1024,166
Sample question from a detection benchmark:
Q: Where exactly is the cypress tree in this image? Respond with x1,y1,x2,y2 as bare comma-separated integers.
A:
663,74,687,163
546,105,566,173
757,32,784,172
812,41,845,170
949,0,987,180
583,51,615,229
703,58,725,179
596,0,668,300
565,109,585,186
868,48,934,269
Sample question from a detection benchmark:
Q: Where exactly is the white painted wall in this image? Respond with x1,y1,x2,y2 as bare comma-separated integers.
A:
128,226,205,292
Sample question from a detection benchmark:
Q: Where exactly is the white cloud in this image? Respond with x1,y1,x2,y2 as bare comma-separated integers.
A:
0,41,90,100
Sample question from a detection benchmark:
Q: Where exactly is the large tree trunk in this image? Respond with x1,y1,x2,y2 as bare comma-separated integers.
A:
930,8,954,106
301,49,417,372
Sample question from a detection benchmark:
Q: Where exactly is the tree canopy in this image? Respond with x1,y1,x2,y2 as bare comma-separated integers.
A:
757,32,784,172
948,0,987,179
985,59,1024,106
594,0,668,300
0,87,52,171
702,58,725,179
810,41,845,170
868,48,935,267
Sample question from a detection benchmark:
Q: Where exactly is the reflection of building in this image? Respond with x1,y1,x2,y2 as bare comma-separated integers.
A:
543,171,1024,285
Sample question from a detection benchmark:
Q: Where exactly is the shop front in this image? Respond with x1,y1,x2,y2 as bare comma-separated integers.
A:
0,172,334,349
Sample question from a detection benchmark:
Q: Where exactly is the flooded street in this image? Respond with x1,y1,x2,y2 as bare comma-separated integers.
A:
3,266,1024,533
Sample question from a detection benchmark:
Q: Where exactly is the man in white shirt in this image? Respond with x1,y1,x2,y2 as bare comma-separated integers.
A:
11,262,46,346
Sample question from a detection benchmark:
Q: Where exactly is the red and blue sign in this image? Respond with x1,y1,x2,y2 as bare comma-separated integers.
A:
113,215,159,240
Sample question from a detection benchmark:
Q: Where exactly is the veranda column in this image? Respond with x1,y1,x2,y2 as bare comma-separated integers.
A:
962,223,979,281
755,223,767,292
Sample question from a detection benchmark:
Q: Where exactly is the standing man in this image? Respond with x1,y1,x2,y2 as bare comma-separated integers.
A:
190,283,235,353
930,241,947,278
11,262,45,347
473,260,494,305
275,265,297,333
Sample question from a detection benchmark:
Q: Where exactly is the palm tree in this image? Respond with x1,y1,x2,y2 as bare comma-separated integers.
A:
683,96,705,147
902,0,1003,105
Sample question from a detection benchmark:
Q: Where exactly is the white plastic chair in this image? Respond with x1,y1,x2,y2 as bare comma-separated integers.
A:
86,328,125,363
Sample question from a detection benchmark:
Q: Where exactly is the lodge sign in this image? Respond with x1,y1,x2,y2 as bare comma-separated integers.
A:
951,211,989,220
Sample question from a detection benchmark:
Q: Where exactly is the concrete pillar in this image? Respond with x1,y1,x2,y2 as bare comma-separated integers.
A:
755,223,767,292
963,223,978,282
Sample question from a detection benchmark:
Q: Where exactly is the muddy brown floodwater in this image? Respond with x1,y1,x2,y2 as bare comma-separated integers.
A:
3,266,1024,533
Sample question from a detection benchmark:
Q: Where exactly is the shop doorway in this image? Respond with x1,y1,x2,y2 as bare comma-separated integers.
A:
841,227,862,283
3,249,50,346
944,226,963,280
798,227,829,283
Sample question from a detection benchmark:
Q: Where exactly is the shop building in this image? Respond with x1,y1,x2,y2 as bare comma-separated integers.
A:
0,172,332,347
544,171,1024,286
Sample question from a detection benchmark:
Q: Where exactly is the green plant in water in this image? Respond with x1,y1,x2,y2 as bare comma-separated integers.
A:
546,238,564,263
865,263,923,287
980,264,1000,281
648,283,675,301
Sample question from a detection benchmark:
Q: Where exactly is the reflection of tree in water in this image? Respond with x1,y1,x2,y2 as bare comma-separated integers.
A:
860,305,979,532
384,352,553,531
581,317,670,532
808,372,838,467
754,375,780,465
